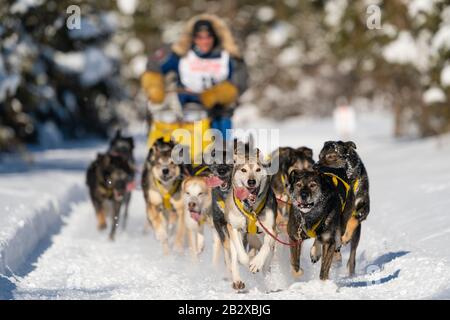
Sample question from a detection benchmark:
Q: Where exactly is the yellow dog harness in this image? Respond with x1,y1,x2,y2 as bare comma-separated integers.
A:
216,195,226,211
153,177,181,210
323,172,359,217
233,191,268,234
193,165,209,176
299,173,360,238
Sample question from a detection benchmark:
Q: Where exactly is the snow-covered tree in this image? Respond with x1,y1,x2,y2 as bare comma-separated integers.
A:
0,0,133,152
326,0,450,137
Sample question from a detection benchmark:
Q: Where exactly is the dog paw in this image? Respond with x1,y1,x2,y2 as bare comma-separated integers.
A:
173,243,184,253
249,256,265,273
310,246,321,263
291,267,304,278
310,254,320,264
232,281,245,290
162,243,170,256
97,223,107,231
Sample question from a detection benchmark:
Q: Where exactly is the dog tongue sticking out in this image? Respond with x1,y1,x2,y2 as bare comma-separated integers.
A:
190,211,202,222
205,176,224,188
234,187,251,201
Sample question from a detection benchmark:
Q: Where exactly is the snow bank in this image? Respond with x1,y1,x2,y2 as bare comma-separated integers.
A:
0,143,104,281
0,173,86,276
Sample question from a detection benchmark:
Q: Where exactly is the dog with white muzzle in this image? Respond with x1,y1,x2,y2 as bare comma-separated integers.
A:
224,145,277,291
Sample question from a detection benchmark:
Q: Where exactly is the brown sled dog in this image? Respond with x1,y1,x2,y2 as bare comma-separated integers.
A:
141,138,186,254
86,152,135,240
287,169,345,280
317,140,370,275
270,147,314,235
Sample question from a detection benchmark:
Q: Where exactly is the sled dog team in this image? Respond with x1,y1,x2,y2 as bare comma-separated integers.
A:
87,131,370,290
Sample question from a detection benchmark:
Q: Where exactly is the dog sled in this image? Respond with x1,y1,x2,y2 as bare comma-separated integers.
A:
146,92,213,164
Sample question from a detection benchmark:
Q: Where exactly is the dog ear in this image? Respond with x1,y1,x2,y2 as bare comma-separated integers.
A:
181,164,192,178
169,136,178,148
259,151,273,169
155,137,165,147
288,169,300,187
287,165,298,176
181,177,189,192
127,137,134,150
233,140,246,163
345,141,356,150
146,147,155,162
114,129,121,140
274,148,288,173
320,171,335,191
297,146,313,159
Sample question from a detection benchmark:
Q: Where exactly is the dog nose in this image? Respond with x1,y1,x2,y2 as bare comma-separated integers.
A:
218,168,227,176
300,191,309,200
162,168,169,175
247,179,256,187
188,202,196,210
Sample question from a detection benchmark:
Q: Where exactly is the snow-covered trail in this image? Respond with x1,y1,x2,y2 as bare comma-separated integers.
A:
4,112,450,299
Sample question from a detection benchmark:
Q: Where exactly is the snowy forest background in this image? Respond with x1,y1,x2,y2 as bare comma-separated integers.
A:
1,0,449,153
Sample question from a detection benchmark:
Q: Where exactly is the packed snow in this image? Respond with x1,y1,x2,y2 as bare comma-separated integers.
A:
1,111,450,299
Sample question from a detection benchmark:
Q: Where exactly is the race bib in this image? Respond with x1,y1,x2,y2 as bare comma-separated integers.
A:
179,50,230,93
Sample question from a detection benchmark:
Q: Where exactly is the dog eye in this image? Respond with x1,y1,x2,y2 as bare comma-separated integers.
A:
256,167,261,172
241,168,247,173
106,179,112,185
186,192,190,196
309,182,317,188
198,192,203,196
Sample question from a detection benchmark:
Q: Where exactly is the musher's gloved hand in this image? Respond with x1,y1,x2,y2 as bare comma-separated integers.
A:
141,71,165,104
200,81,238,109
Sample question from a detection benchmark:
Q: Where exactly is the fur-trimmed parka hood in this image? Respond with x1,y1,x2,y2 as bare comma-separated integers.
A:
171,14,241,58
